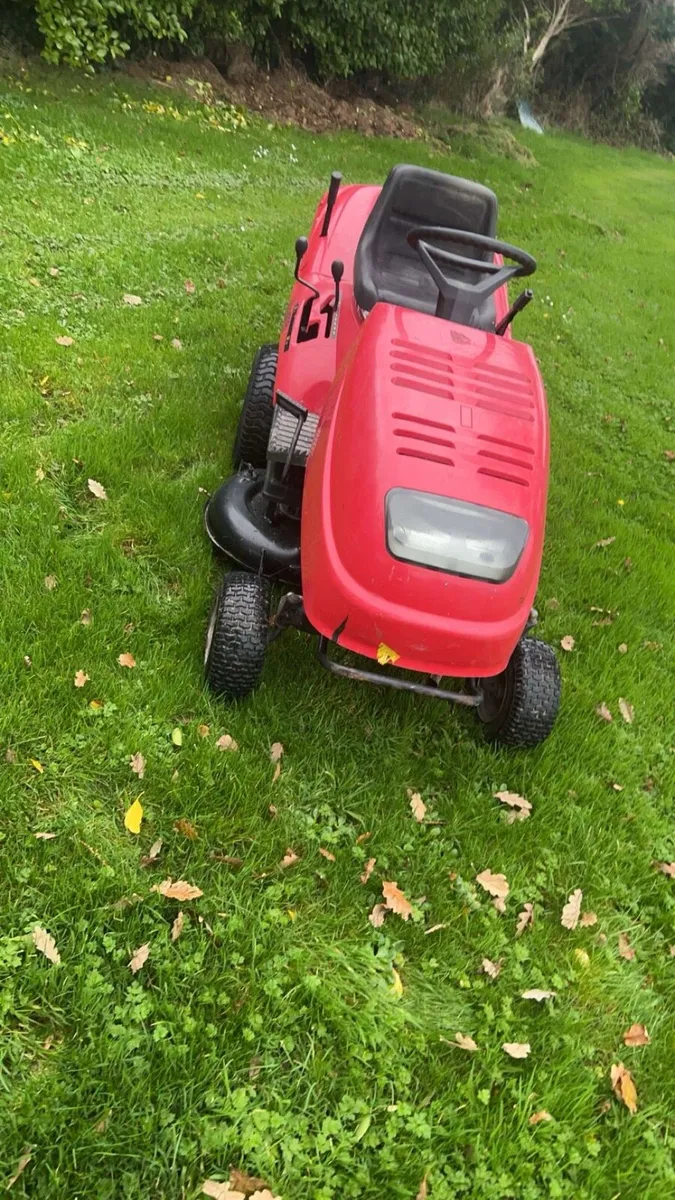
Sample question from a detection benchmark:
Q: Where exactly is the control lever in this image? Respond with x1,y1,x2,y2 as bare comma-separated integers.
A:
294,237,319,301
495,288,533,336
331,259,344,314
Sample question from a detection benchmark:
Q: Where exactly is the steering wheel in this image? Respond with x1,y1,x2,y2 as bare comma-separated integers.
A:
406,226,536,327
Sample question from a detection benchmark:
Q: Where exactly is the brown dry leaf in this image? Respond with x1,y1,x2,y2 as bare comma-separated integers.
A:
596,702,613,722
34,831,57,840
249,1192,281,1200
580,911,598,927
516,903,534,936
561,888,583,930
202,1183,245,1200
118,652,136,668
503,1042,531,1059
445,1032,479,1052
368,903,387,928
619,932,635,960
476,869,509,902
184,279,196,294
665,450,675,461
594,536,616,548
229,1170,268,1195
123,293,143,306
619,697,634,724
171,911,185,942
87,478,107,500
74,670,89,688
270,742,284,763
6,747,18,764
610,1062,638,1113
382,879,413,921
319,847,336,862
198,724,210,738
425,923,448,935
360,857,376,885
493,896,507,914
55,334,74,346
211,852,243,869
408,789,426,822
154,878,203,901
32,925,61,964
560,635,575,652
7,1149,32,1189
216,734,239,752
529,1110,553,1125
415,1175,428,1200
174,818,198,840
494,790,532,818
356,831,371,844
272,762,282,783
623,1023,650,1047
482,957,502,979
80,608,93,625
130,752,145,778
44,574,58,591
655,861,675,878
129,942,150,974
171,337,183,350
280,848,299,869
140,837,163,867
522,988,556,1001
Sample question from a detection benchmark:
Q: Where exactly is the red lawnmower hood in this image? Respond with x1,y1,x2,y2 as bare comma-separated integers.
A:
302,303,550,676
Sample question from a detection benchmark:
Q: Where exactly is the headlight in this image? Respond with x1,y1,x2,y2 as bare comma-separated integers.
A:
386,488,528,583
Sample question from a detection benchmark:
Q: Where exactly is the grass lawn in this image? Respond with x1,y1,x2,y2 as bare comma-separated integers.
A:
1,56,675,1200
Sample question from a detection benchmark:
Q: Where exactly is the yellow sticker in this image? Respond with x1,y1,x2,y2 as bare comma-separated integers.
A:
124,798,144,835
377,643,400,666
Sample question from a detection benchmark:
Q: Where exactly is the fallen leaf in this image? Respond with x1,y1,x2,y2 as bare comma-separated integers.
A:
154,878,203,901
249,1192,280,1200
124,798,143,834
561,888,583,930
130,752,145,778
596,702,613,722
30,758,44,773
272,762,282,783
174,818,198,840
48,266,59,277
153,332,164,341
129,942,150,973
382,880,413,920
216,734,239,752
665,450,675,461
6,1149,32,1189
140,837,163,867
32,925,60,964
35,465,45,481
482,957,501,979
408,790,426,822
445,1032,479,1051
229,1170,268,1195
391,967,404,997
55,335,73,346
80,608,92,625
171,337,183,350
655,861,675,878
610,1062,637,1113
516,903,534,936
376,642,400,665
575,947,591,968
6,748,18,763
34,831,57,840
171,726,183,746
44,574,58,591
89,699,102,710
319,847,335,861
74,670,89,688
594,536,616,548
494,790,532,818
118,652,136,669
360,857,376,884
211,852,243,869
529,1110,553,1124
356,831,371,844
560,635,575,652
248,1056,262,1081
546,597,559,610
415,1175,428,1200
184,279,196,294
619,932,635,960
123,293,143,306
610,782,624,791
623,1023,650,1046
522,988,556,1001
171,911,185,942
270,742,284,762
369,903,387,928
580,911,598,927
476,869,509,902
619,697,634,724
280,848,299,869
424,922,448,935
503,1042,530,1059
87,478,107,500
618,643,628,654
202,1182,244,1200
643,640,663,651
493,896,506,914
198,724,210,738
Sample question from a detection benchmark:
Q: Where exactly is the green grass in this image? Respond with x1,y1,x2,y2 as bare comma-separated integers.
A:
1,57,675,1200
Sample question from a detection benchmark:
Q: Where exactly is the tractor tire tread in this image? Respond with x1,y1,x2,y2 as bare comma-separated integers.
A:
485,637,561,748
233,343,277,468
205,572,269,700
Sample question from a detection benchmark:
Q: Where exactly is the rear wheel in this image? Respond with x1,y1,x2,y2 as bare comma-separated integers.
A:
232,343,278,468
204,571,270,700
476,637,561,747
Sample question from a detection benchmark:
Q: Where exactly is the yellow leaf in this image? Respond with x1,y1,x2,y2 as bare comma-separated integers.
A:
30,758,44,774
376,642,399,665
124,798,144,834
611,1062,638,1113
390,967,403,997
172,727,183,746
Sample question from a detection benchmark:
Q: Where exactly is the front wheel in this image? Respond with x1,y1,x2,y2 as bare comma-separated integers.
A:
204,571,270,700
476,637,561,747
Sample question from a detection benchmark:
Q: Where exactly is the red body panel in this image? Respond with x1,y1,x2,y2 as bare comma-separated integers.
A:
274,182,548,679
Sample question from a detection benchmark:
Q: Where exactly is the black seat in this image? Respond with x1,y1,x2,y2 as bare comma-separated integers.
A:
353,164,499,331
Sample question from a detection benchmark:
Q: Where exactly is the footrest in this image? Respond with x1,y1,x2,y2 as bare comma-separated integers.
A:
267,406,319,467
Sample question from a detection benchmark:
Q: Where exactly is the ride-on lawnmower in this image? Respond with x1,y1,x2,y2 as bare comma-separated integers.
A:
204,164,561,746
